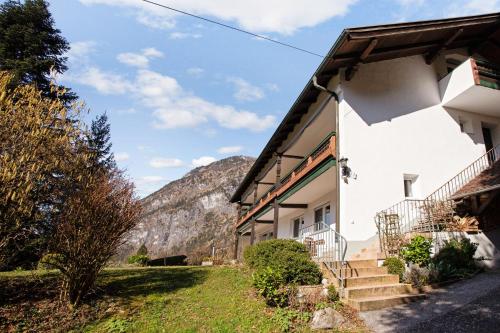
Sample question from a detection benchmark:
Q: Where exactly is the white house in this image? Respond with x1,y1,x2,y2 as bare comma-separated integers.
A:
230,13,500,310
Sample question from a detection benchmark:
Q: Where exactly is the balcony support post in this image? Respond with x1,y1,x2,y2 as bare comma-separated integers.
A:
250,218,256,245
233,231,239,260
253,182,258,204
273,154,282,238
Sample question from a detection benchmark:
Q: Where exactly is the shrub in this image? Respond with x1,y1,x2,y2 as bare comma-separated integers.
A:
327,284,339,302
50,171,141,307
383,257,405,281
403,264,430,288
272,308,312,333
37,253,64,270
244,239,309,268
431,238,478,282
127,254,149,266
401,236,432,267
253,267,292,307
244,239,321,285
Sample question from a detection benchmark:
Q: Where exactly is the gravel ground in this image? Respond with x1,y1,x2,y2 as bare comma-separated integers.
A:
360,270,500,333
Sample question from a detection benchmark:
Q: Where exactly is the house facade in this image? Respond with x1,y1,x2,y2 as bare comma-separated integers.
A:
230,13,500,265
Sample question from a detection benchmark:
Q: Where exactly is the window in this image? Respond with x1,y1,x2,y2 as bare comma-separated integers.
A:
403,174,419,198
458,117,473,134
260,232,273,241
404,179,413,197
292,216,304,238
314,204,332,231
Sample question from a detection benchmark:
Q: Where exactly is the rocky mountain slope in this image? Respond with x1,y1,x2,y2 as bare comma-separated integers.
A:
120,156,255,263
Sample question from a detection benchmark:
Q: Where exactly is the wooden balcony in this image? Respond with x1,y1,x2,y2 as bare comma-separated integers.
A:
236,133,336,228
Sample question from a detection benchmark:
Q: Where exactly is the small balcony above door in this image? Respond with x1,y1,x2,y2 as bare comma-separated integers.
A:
439,58,500,116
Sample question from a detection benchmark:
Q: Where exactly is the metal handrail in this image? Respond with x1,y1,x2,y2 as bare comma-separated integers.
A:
376,145,500,254
297,222,348,296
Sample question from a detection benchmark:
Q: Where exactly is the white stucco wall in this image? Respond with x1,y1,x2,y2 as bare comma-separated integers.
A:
337,55,500,242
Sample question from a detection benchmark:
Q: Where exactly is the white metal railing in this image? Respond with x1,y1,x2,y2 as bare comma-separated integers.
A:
297,223,345,261
376,145,500,256
296,222,348,295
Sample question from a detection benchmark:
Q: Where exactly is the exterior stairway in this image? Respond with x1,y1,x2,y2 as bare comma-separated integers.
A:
323,259,426,311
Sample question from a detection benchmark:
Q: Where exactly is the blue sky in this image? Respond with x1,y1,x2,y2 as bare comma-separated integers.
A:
46,0,499,196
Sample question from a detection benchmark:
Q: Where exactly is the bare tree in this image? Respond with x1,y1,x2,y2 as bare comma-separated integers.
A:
50,170,141,307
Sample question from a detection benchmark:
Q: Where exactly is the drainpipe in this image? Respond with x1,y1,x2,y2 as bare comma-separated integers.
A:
312,76,341,235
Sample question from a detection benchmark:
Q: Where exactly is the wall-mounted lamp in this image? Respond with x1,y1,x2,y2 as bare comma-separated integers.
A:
338,157,354,183
338,157,349,176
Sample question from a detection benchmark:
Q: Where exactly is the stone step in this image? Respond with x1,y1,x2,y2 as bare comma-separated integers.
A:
327,259,378,269
344,283,413,299
332,266,388,278
350,250,387,261
348,293,427,311
344,274,399,288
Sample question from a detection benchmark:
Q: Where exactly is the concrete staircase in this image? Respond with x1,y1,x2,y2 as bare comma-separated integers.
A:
325,259,426,311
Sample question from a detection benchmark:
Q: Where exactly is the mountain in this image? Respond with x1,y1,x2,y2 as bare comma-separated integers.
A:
119,156,255,263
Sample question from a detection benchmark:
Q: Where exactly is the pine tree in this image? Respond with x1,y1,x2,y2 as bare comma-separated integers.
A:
87,113,116,171
0,0,76,104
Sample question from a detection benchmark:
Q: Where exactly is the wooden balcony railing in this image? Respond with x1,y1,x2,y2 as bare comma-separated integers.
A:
471,58,500,90
237,133,336,227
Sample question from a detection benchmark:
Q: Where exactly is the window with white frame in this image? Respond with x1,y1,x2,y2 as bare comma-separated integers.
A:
291,216,304,238
403,174,419,198
314,203,332,231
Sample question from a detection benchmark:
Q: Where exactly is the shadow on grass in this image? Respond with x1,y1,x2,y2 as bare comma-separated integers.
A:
0,267,208,307
0,271,60,306
99,267,209,300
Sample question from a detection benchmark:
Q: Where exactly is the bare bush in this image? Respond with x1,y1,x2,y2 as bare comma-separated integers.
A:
50,170,141,307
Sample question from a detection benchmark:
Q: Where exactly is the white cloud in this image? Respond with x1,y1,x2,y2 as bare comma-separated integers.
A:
65,55,275,131
392,0,427,21
187,67,204,77
117,48,164,68
227,77,265,102
66,67,132,95
192,156,217,167
66,41,97,64
142,47,164,58
149,157,185,168
169,32,202,39
217,146,243,154
447,0,500,16
266,83,280,92
136,10,176,30
134,175,169,197
115,152,130,162
117,52,149,68
79,0,358,35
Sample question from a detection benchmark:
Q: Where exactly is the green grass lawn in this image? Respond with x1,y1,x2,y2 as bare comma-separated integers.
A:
1,266,365,332
0,266,282,332
85,266,278,333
